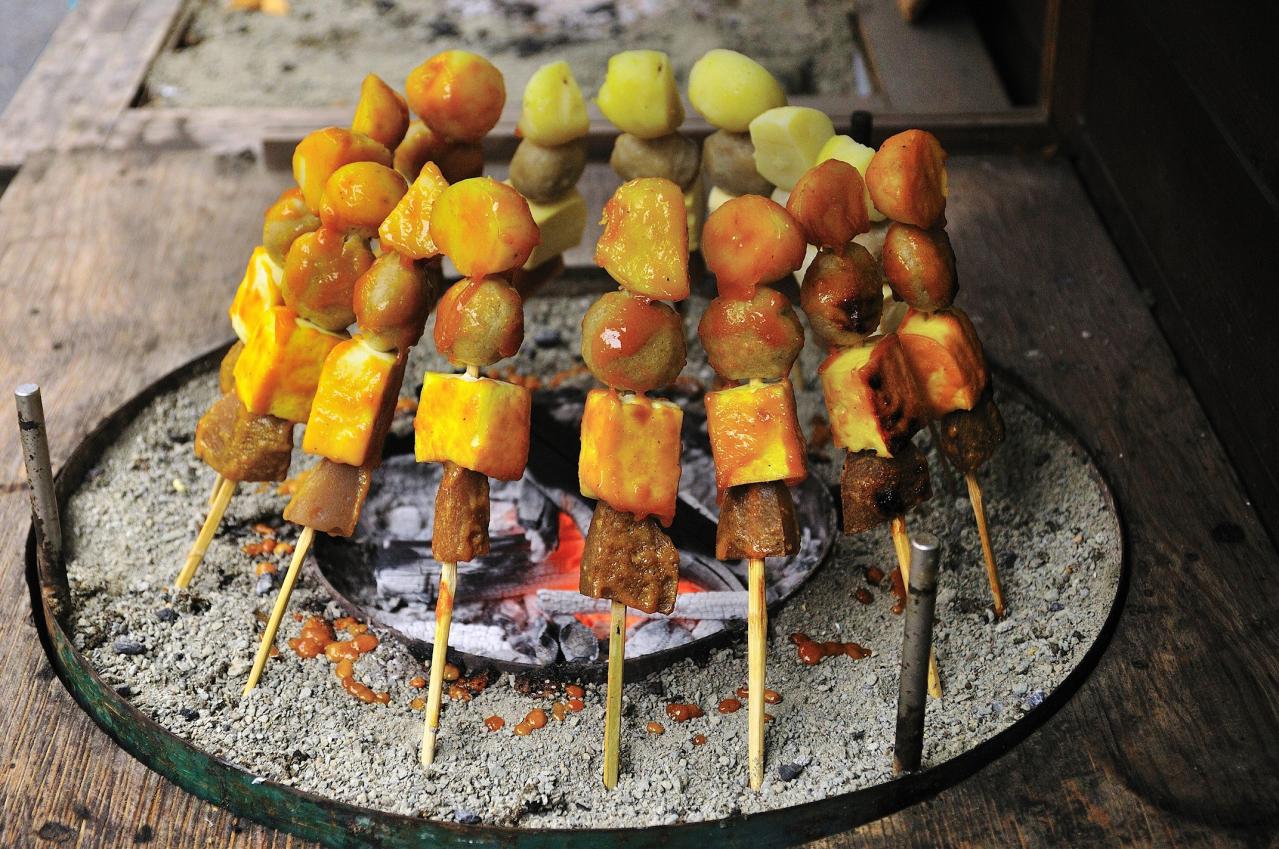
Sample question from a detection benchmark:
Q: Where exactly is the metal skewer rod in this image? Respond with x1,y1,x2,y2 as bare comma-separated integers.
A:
890,517,942,698
894,532,941,774
420,560,458,766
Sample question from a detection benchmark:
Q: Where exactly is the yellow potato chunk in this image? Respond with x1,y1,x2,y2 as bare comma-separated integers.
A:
302,338,400,467
378,161,448,261
748,106,835,191
596,50,684,140
234,306,348,424
818,134,885,222
228,246,284,343
688,49,787,133
594,177,690,300
579,388,684,526
292,127,392,213
414,372,532,481
519,187,588,270
518,60,590,146
351,73,410,151
429,177,540,279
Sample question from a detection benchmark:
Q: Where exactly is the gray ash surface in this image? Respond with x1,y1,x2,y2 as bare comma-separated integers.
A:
63,293,1120,829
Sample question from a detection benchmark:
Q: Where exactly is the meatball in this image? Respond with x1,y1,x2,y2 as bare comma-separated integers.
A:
882,223,957,311
698,288,803,381
509,137,588,203
581,290,686,392
800,243,883,348
353,251,437,353
609,132,701,190
262,187,320,264
433,277,524,367
282,226,374,331
702,129,774,197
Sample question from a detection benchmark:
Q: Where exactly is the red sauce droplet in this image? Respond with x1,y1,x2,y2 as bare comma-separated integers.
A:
646,721,665,735
718,698,742,714
692,733,707,746
665,702,705,723
485,715,505,732
889,567,906,614
790,632,871,664
854,588,874,605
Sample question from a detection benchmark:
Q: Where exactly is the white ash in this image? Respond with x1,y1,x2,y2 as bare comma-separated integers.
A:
62,294,1120,830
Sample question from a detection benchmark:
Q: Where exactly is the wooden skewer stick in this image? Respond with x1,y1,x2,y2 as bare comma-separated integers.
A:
602,599,626,789
747,556,767,790
420,560,458,767
207,473,225,507
965,473,1006,619
243,526,314,694
175,477,237,589
890,517,941,698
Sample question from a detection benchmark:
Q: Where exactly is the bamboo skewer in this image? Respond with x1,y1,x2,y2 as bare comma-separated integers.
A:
207,473,225,507
747,557,767,790
602,599,626,789
420,560,458,766
175,477,237,589
965,473,1006,619
890,517,941,698
243,526,314,694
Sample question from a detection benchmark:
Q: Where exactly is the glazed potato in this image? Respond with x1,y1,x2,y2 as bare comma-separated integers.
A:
517,60,590,146
292,127,392,213
406,50,506,143
688,49,787,133
701,194,807,300
282,226,374,331
800,244,883,348
596,50,684,140
351,74,410,150
581,291,686,392
429,178,540,279
353,250,435,353
748,106,835,191
594,177,690,301
610,132,700,190
378,161,448,260
262,187,320,264
786,159,870,249
897,306,986,416
882,223,957,311
865,129,947,228
393,121,483,183
702,129,774,197
318,162,408,236
509,137,588,203
817,134,884,222
433,277,524,366
697,288,804,381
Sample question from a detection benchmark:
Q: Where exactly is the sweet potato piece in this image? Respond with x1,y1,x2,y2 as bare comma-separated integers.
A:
579,502,680,615
840,443,931,534
283,458,374,537
431,461,490,563
194,392,294,482
897,306,987,416
351,73,410,150
935,385,1005,474
716,480,799,560
429,178,540,280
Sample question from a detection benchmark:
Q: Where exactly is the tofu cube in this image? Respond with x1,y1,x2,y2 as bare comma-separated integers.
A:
302,338,402,466
579,389,684,526
520,188,588,270
414,372,531,481
897,307,988,416
705,380,807,492
228,246,284,343
819,333,926,457
235,306,348,423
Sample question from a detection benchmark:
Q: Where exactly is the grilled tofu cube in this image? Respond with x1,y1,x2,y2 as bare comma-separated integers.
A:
302,338,402,466
414,372,531,481
520,188,588,270
235,306,347,423
228,246,285,343
704,380,807,492
819,333,926,457
897,307,988,417
579,389,683,527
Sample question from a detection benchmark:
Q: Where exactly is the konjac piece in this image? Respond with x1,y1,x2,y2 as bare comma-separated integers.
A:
283,458,375,538
194,393,294,482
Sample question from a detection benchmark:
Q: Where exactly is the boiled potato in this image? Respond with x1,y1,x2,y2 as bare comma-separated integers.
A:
518,60,590,146
596,50,684,140
748,106,835,191
688,49,786,133
818,134,884,222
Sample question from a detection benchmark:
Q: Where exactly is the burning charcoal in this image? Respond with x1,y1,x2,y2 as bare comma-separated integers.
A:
690,619,725,640
627,619,694,657
178,707,200,721
453,810,481,825
113,638,145,656
509,618,558,665
558,620,600,663
115,684,134,698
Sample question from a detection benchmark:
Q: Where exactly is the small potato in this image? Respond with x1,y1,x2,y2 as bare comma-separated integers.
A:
786,159,870,249
594,177,689,301
378,162,448,260
282,226,374,331
800,244,883,348
697,288,804,381
581,291,686,392
688,49,787,133
352,73,410,150
817,134,884,222
702,129,774,197
292,127,392,212
262,187,320,263
406,50,506,143
609,132,700,190
433,277,523,366
354,251,435,352
596,50,684,140
882,223,957,310
517,60,590,146
701,194,807,300
318,162,408,236
509,137,588,203
748,106,835,191
865,129,947,228
430,178,540,279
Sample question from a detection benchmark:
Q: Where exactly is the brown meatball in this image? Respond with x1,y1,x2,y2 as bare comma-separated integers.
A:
262,187,320,264
800,244,883,348
581,290,686,392
609,132,701,190
935,385,1004,474
882,223,957,311
697,288,803,381
840,443,931,534
354,251,437,353
716,480,799,559
282,226,374,331
579,501,680,615
509,137,588,203
431,461,490,563
702,129,774,197
433,277,523,367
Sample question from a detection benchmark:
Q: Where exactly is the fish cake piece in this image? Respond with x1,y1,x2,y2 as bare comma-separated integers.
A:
716,480,799,560
935,385,1005,474
579,502,680,615
840,443,931,534
283,458,374,537
194,392,294,482
431,461,490,563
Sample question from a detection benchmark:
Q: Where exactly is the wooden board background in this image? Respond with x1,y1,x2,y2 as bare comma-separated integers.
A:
1,149,1276,847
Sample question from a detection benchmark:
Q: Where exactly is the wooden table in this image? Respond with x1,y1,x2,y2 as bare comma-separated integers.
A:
2,149,1276,848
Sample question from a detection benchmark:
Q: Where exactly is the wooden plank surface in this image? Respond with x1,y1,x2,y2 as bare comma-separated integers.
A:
1,149,1276,848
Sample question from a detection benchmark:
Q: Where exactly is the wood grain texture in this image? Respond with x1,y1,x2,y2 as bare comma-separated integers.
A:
1,151,1276,848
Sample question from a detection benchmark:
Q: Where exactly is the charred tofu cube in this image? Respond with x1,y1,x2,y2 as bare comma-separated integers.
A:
579,388,683,527
819,333,926,457
704,379,807,492
302,338,402,467
414,372,531,481
234,306,347,424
